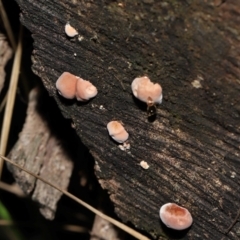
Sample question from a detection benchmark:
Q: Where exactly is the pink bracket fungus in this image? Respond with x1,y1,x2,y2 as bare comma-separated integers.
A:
131,76,162,104
107,121,129,143
131,76,162,116
140,161,149,169
56,72,98,101
65,23,78,37
75,78,98,101
159,203,193,230
56,72,78,99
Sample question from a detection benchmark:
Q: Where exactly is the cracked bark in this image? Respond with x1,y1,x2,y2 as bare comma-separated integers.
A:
8,88,73,220
0,33,12,92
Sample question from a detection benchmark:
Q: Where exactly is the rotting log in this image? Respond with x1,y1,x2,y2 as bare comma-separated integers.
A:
14,0,240,239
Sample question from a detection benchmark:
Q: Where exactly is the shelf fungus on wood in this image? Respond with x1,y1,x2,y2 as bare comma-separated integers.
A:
159,203,193,230
107,121,129,144
65,23,78,37
56,72,97,101
56,72,78,99
75,77,98,101
131,76,162,117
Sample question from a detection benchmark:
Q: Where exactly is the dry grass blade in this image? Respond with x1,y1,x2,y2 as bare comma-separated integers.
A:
0,154,151,240
0,220,88,233
0,91,7,112
0,25,22,178
0,0,16,50
0,181,25,197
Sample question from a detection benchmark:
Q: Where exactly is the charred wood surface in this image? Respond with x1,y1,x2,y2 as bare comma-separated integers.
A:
15,0,240,239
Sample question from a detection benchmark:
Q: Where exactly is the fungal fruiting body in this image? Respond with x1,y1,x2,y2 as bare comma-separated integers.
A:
56,72,78,99
140,161,149,169
131,76,162,104
65,23,78,37
131,76,162,116
56,72,97,101
76,78,98,101
159,203,193,230
107,121,129,143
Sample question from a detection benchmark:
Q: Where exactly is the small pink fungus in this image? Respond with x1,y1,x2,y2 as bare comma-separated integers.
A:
75,78,98,101
131,76,162,104
56,72,78,99
159,203,193,230
107,121,129,143
65,23,78,37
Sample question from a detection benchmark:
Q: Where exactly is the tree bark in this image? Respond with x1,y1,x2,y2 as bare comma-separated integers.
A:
15,0,240,239
0,33,12,92
8,88,73,220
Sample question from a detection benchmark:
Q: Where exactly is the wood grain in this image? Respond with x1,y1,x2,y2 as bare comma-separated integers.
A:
14,0,240,238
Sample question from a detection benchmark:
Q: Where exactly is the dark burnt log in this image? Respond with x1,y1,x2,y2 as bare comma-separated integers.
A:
14,0,240,239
